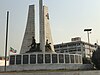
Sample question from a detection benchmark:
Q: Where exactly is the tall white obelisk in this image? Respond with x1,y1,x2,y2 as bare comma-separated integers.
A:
39,0,45,53
43,6,55,52
20,5,35,54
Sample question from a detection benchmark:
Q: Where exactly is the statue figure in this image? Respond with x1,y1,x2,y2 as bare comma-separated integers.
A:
26,37,36,53
30,36,36,49
45,39,52,52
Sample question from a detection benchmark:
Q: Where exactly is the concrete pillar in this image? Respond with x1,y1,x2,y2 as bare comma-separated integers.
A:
39,0,45,53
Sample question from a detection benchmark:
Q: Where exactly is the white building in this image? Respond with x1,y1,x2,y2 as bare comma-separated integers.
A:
54,37,96,58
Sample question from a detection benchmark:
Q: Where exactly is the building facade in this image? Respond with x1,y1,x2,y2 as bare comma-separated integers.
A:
54,37,97,58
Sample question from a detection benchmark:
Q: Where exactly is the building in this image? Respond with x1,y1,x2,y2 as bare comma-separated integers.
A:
54,37,97,58
0,56,9,66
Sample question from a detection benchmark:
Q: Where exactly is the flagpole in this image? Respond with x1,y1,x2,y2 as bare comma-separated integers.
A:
4,11,9,72
8,48,10,58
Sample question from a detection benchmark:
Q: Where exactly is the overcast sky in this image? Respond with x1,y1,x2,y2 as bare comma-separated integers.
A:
0,0,100,56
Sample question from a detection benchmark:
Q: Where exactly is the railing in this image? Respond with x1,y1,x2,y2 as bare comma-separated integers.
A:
9,53,82,65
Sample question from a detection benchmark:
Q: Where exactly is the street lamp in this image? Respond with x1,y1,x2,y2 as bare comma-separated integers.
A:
84,29,92,44
84,28,92,57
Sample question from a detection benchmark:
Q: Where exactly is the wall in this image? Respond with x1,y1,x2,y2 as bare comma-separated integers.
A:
0,64,93,72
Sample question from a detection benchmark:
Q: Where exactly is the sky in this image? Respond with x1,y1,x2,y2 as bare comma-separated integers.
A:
0,0,100,56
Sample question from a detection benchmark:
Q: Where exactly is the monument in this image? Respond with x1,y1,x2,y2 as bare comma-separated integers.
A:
9,0,85,71
20,0,54,53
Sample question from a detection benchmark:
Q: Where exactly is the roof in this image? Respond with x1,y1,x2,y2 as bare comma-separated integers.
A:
54,41,96,47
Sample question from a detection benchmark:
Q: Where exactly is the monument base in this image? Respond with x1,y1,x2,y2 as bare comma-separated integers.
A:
0,64,94,72
9,53,82,65
6,53,94,72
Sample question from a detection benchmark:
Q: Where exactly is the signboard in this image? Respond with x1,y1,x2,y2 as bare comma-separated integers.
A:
75,55,78,63
65,54,69,63
10,55,15,65
70,55,74,63
52,54,57,63
59,54,64,63
37,54,43,64
23,55,28,64
45,54,51,63
79,56,82,63
16,55,21,65
30,54,36,64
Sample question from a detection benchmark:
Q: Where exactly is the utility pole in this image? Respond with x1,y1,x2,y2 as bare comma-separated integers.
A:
5,11,9,72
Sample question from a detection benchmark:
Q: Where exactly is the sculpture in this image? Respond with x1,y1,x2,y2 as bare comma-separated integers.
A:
45,39,52,52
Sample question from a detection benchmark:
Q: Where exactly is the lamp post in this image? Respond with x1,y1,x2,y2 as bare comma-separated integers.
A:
84,29,92,58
